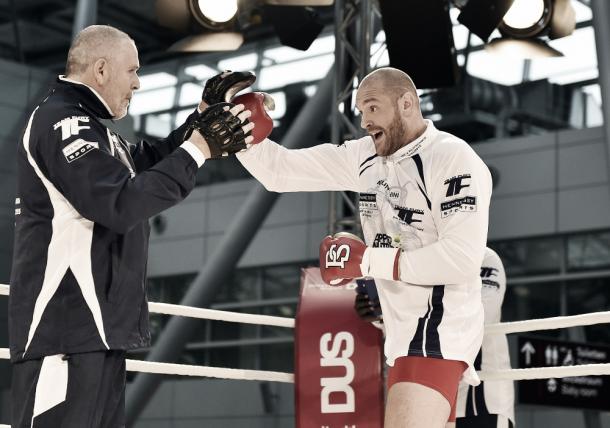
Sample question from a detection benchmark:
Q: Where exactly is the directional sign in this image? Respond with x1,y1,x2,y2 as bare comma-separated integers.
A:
521,341,535,366
518,336,610,411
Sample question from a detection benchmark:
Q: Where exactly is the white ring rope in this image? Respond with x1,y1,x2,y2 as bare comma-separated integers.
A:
125,358,293,383
478,363,610,381
2,345,610,382
0,284,294,329
148,301,294,328
484,312,610,335
0,347,293,384
3,283,610,335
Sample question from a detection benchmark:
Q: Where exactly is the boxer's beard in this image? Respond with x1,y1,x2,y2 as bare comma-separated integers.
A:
382,110,408,156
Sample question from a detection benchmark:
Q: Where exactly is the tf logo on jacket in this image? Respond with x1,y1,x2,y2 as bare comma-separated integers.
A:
53,116,90,140
444,174,471,197
441,173,477,218
395,206,424,229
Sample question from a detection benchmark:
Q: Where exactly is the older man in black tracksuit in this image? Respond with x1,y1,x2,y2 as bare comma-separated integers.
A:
9,25,253,427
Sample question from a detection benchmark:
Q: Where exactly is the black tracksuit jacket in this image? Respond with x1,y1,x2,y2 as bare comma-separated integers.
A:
9,77,200,362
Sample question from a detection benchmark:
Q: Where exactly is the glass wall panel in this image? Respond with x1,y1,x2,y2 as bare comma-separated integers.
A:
567,231,610,272
492,237,562,277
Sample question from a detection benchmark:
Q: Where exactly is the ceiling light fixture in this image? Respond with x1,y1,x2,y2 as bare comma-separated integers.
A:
189,0,238,30
456,0,576,59
499,0,551,38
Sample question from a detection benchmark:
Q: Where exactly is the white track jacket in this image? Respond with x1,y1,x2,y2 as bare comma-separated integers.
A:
237,120,492,384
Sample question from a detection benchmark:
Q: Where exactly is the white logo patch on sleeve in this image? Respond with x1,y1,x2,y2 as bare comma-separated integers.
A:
440,196,477,218
62,139,99,163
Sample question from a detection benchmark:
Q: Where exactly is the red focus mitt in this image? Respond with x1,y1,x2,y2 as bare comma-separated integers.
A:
231,92,274,145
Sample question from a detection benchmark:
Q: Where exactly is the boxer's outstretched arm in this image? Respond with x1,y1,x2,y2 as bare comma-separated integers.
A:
236,137,366,193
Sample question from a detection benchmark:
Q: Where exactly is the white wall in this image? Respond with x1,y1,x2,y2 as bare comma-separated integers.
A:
475,126,610,240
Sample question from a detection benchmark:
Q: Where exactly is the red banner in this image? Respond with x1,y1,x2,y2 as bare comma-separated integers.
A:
295,268,384,428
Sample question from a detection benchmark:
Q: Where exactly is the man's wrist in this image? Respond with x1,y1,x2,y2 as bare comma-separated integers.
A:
197,100,209,113
180,141,207,167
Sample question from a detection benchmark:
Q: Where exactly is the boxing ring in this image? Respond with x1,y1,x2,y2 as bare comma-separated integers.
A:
3,276,610,427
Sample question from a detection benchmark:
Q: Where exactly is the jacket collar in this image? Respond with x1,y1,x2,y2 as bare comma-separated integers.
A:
387,119,437,163
56,75,115,119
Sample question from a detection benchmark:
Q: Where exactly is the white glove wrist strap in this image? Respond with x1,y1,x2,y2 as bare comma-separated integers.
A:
365,248,399,281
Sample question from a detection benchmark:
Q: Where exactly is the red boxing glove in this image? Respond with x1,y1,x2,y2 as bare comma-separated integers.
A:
231,92,274,145
320,232,401,285
319,232,367,286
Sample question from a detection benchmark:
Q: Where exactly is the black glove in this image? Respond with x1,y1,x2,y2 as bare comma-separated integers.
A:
354,279,383,323
202,70,256,105
183,102,251,158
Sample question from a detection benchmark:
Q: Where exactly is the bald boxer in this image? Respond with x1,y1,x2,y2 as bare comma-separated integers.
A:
237,67,492,428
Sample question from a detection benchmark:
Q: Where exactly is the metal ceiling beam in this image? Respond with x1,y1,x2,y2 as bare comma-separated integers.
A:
125,66,335,426
328,0,376,235
8,0,23,62
72,0,97,39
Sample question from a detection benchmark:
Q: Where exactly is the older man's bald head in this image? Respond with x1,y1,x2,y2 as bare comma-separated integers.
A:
359,67,418,100
65,25,133,76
